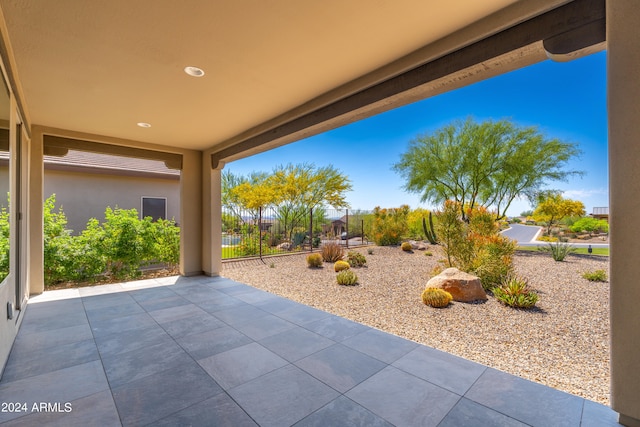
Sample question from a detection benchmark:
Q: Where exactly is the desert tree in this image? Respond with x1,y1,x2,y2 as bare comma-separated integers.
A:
226,163,352,241
222,170,271,224
268,163,352,240
532,193,585,235
392,118,582,221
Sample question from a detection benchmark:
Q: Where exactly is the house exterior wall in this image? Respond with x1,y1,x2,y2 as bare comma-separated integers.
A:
608,0,640,424
43,168,180,234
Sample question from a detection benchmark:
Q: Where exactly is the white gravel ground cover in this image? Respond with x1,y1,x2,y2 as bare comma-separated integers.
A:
222,245,610,404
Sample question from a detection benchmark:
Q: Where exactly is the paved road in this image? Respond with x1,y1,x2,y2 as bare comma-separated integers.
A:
501,223,609,248
501,223,542,243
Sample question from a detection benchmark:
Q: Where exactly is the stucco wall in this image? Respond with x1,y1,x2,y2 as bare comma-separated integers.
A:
44,169,180,234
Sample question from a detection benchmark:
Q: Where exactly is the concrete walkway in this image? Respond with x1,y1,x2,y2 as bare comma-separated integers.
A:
0,276,620,426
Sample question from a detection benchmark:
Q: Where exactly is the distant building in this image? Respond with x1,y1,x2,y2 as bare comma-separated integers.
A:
322,216,347,237
591,207,609,222
4,150,181,233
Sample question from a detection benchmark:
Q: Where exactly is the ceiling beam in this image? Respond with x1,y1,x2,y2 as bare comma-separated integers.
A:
210,0,605,169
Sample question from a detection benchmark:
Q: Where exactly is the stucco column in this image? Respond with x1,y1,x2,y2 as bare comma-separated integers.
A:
202,155,222,276
27,127,44,295
608,1,640,425
179,150,203,276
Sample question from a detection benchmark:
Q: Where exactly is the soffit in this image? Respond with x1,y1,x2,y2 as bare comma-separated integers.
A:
0,0,520,151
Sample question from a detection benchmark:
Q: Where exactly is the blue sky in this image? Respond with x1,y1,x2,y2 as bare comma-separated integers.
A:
227,51,607,217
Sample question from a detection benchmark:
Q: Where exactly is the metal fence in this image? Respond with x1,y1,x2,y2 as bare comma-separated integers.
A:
221,205,373,260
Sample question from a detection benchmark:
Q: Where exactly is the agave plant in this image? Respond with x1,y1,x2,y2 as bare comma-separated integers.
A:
492,275,538,308
539,241,575,262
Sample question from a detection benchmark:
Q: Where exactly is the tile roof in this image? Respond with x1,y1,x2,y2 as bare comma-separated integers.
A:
51,150,181,178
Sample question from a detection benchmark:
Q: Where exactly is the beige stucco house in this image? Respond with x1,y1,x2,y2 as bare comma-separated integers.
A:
0,1,638,424
43,150,180,233
2,150,180,233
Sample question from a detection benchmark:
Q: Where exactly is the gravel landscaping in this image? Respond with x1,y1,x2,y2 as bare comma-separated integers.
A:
222,245,610,405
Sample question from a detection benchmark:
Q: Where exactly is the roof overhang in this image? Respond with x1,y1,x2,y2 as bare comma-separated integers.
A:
0,0,605,166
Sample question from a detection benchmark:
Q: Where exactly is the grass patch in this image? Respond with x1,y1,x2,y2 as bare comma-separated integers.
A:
516,246,609,256
222,246,284,259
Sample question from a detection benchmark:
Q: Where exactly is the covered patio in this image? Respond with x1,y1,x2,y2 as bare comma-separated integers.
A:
1,0,640,425
0,276,619,426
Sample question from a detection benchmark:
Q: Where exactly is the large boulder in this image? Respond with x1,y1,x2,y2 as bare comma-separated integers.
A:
276,242,292,251
426,268,487,302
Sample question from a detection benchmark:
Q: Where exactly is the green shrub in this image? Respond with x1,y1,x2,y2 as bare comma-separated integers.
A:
582,269,607,282
421,287,452,308
424,251,433,256
306,253,323,268
347,251,367,268
321,242,344,262
60,218,105,282
539,241,576,261
561,215,582,227
472,235,516,290
492,275,538,308
94,207,155,280
40,196,181,286
43,194,74,284
570,217,609,236
334,260,350,272
152,218,180,268
236,224,262,256
337,269,358,286
367,248,374,255
401,242,413,252
435,201,515,290
435,200,470,268
0,203,9,282
371,205,409,246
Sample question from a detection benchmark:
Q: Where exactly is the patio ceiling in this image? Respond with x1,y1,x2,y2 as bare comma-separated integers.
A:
0,0,603,161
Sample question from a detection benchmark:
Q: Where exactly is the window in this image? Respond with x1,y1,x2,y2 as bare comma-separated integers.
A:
141,197,166,221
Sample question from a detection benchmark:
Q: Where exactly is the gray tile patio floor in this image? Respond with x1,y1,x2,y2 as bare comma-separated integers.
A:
0,275,621,426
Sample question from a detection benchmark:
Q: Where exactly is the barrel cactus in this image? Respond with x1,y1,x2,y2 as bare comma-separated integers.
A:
401,242,413,252
337,270,358,286
306,253,323,268
421,287,452,308
334,260,350,272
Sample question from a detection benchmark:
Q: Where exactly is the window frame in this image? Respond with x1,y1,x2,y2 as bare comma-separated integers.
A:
141,196,167,221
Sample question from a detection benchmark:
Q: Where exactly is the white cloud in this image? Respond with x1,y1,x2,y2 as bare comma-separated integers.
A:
562,188,608,199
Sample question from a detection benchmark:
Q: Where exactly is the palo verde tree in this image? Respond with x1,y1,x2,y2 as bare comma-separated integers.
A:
229,174,276,213
532,192,585,235
392,118,582,221
225,163,352,241
222,170,271,224
268,163,352,240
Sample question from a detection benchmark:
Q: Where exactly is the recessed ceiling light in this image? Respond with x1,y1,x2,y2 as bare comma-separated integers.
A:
184,66,205,77
137,122,151,128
